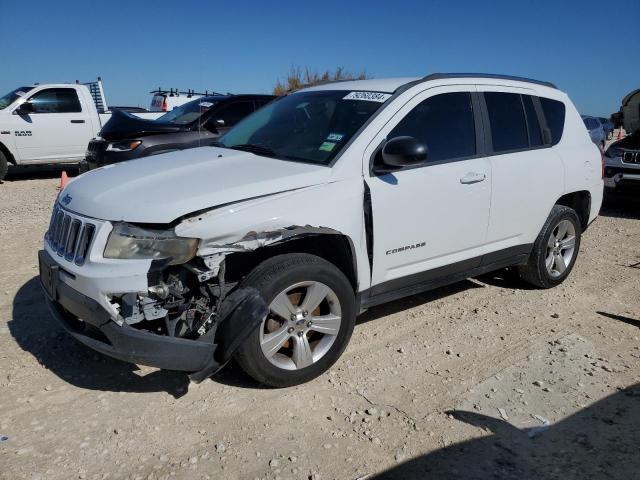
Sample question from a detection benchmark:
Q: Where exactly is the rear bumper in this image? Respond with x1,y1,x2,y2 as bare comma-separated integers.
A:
39,249,216,372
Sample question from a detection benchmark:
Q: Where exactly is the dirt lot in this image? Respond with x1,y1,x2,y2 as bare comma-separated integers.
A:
1,170,639,479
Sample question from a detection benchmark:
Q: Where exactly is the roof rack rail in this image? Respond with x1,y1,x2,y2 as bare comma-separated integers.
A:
422,73,557,89
149,88,225,97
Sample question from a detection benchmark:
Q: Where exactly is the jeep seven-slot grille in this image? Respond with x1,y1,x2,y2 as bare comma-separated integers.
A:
46,205,96,265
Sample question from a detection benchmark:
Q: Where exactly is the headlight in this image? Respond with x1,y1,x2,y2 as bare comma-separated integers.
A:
104,223,198,265
106,140,142,152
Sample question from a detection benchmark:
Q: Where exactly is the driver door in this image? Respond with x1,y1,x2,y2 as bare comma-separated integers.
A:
13,87,91,163
364,86,492,296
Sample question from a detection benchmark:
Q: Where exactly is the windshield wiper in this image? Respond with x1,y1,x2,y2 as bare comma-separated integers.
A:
229,143,279,158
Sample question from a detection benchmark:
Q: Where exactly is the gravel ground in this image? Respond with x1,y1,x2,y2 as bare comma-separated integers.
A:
1,171,639,479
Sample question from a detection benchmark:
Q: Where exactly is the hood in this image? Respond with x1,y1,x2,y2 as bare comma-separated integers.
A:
610,132,640,151
100,109,182,140
61,147,332,223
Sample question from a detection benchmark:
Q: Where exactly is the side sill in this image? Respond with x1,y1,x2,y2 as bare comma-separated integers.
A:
359,245,532,310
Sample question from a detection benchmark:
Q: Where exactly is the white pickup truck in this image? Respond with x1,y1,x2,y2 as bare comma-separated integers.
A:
0,79,162,180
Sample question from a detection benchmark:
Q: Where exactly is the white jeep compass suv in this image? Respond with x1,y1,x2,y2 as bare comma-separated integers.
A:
39,74,603,387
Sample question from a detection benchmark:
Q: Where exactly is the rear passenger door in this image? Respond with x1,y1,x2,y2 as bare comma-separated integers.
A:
366,87,492,294
478,88,565,254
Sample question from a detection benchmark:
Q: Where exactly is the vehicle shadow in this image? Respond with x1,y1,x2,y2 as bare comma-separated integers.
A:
371,384,640,479
3,164,79,182
9,276,190,398
597,311,640,329
600,190,640,219
358,279,485,324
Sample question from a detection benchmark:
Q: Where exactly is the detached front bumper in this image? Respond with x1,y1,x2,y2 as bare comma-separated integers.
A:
39,249,216,372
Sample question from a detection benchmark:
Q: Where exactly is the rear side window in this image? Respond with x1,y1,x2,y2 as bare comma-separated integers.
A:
388,92,476,163
484,92,529,152
522,95,543,147
584,118,598,129
539,98,565,145
28,88,82,113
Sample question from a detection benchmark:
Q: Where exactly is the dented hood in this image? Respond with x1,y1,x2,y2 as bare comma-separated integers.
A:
62,147,332,223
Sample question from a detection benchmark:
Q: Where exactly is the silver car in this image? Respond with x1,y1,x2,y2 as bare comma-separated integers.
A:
582,115,606,150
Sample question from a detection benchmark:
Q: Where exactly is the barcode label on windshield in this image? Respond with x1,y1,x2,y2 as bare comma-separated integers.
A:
343,91,391,103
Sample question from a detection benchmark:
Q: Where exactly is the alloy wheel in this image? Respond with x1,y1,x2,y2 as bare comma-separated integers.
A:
260,281,342,370
545,219,576,278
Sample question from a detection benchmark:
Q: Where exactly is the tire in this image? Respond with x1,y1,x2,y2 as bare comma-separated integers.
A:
518,205,582,288
235,253,356,387
0,150,8,182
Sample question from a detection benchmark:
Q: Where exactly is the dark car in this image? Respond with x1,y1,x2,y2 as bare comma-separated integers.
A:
603,130,640,191
81,94,274,171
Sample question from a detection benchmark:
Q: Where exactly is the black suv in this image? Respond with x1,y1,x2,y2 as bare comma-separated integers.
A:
81,94,274,171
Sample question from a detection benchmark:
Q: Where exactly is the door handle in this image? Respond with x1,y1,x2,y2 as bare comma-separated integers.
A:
70,119,85,124
459,172,486,184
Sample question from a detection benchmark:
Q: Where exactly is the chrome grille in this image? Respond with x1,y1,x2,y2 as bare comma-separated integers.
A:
45,205,96,265
622,151,640,164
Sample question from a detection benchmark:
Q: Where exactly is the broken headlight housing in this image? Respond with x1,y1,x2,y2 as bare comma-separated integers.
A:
104,223,198,265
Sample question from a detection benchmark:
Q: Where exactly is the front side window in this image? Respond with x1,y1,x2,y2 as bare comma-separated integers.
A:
219,90,386,165
540,98,566,145
28,88,82,113
485,92,529,152
215,101,256,127
0,86,34,110
388,92,476,162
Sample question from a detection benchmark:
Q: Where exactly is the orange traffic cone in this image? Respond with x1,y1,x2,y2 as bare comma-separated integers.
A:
59,170,69,190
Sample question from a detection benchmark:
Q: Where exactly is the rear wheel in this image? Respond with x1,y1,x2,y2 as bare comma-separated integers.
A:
518,205,582,288
0,151,8,182
235,253,356,387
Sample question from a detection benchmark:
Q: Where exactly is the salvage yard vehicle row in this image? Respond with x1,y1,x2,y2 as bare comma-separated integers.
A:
0,80,163,180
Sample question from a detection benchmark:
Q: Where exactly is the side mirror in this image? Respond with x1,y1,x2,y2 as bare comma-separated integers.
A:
214,119,225,127
14,101,33,115
381,136,428,168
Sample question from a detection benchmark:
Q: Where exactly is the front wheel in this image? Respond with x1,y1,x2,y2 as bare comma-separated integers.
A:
518,205,582,288
235,253,356,387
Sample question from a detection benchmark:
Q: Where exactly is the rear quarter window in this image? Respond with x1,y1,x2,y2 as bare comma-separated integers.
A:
539,97,566,145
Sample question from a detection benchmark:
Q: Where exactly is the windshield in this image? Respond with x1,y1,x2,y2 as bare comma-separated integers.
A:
0,86,34,110
218,90,389,165
156,98,218,124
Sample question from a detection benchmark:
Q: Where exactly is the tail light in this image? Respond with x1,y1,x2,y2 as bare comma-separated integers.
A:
162,97,168,112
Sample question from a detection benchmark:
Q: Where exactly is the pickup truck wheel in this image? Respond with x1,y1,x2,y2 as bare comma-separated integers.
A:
518,205,581,288
235,253,356,387
0,151,8,181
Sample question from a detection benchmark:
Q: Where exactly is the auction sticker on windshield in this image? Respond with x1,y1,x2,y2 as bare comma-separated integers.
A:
343,91,391,102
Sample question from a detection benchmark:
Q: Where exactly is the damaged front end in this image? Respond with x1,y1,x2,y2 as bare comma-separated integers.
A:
107,257,268,382
105,223,345,380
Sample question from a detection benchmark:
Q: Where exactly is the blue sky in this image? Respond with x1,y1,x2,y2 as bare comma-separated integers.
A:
1,0,638,116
